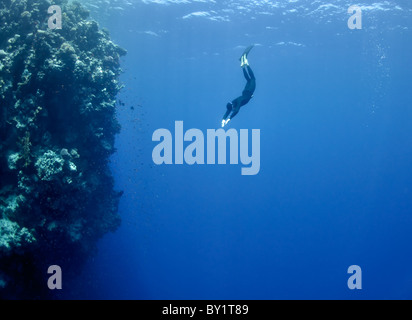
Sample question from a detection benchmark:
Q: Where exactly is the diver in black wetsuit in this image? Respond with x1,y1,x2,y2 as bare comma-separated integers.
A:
222,52,256,127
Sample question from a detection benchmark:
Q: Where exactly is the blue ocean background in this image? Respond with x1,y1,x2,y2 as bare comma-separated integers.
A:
65,0,412,299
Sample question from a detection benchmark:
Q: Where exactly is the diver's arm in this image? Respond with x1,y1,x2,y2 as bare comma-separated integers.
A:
229,109,239,120
222,108,231,120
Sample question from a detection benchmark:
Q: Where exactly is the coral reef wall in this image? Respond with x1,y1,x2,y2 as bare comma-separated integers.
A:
0,0,126,298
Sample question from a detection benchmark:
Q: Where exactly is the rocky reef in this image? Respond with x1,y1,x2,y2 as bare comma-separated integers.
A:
0,0,126,298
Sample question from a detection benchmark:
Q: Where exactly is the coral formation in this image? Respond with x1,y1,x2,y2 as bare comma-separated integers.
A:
0,0,125,298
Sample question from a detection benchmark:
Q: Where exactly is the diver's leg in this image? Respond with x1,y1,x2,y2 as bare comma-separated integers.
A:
246,65,255,80
242,67,251,81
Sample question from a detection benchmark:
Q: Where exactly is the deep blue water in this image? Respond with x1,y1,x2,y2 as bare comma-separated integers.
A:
67,0,412,299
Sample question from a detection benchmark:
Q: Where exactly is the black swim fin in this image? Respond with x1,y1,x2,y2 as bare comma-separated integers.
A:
239,44,255,61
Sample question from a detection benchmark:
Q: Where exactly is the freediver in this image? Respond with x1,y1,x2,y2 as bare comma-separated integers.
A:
222,45,256,128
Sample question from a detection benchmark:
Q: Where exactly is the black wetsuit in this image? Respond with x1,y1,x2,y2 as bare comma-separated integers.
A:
223,65,256,121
